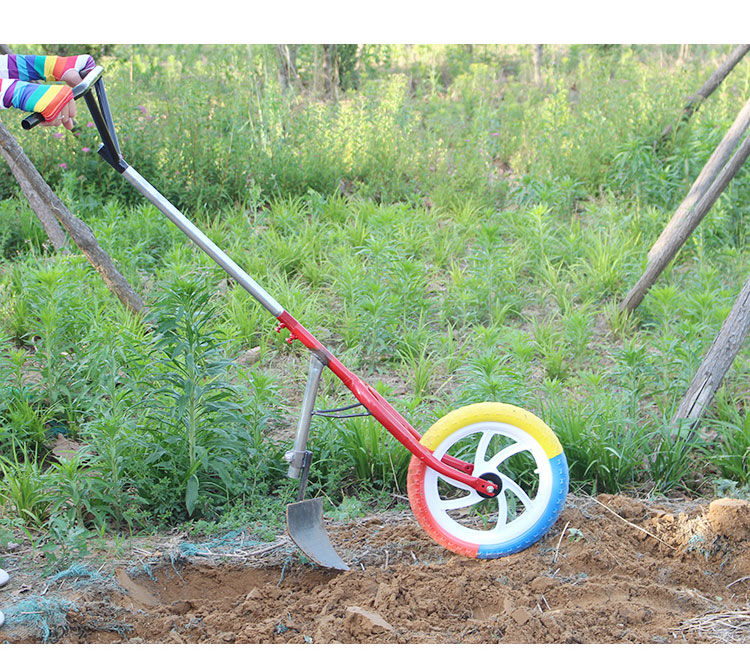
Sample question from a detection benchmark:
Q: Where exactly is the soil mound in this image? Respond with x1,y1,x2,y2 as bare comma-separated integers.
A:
1,494,749,644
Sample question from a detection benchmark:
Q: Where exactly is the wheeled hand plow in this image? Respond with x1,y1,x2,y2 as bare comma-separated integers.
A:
10,56,569,569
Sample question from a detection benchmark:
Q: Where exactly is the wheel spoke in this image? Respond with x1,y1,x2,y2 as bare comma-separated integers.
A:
495,489,508,527
436,473,473,492
501,475,532,510
473,430,494,469
438,492,482,511
486,441,527,470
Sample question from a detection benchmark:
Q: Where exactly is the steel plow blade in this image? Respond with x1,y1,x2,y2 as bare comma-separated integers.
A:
286,498,349,570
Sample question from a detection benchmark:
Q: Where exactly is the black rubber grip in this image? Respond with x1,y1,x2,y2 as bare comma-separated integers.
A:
22,112,45,130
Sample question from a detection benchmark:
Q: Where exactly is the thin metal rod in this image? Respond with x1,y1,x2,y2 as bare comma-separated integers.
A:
287,355,326,478
121,166,285,317
311,401,372,418
312,411,372,419
295,451,313,502
314,402,365,413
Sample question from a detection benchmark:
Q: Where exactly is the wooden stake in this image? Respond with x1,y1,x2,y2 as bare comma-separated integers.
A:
659,44,750,143
0,121,70,252
0,121,146,316
621,132,750,314
649,96,750,261
673,274,750,426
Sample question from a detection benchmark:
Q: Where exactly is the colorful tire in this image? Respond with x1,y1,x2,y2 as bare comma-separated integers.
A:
407,402,568,559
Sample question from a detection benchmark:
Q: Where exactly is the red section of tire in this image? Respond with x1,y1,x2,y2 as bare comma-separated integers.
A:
407,457,479,558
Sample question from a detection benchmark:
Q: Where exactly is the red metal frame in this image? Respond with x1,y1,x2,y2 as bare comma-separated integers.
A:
276,311,497,497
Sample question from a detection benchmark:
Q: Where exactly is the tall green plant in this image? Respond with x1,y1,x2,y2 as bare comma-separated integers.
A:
0,444,50,528
137,279,252,519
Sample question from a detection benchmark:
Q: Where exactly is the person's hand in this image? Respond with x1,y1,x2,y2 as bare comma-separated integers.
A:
41,69,83,130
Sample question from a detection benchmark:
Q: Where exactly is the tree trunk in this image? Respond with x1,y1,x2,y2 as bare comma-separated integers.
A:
321,44,338,99
0,121,146,315
677,44,690,66
533,45,543,86
355,44,365,78
659,44,750,142
275,44,299,91
649,96,750,261
621,132,750,314
673,273,750,428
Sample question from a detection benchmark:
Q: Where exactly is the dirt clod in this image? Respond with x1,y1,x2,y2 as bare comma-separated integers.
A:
707,498,750,541
345,606,395,637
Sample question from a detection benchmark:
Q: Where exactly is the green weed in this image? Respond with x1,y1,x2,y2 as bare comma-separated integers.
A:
709,398,750,486
0,444,50,528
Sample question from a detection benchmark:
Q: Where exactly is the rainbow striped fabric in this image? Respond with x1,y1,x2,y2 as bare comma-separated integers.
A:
0,54,96,121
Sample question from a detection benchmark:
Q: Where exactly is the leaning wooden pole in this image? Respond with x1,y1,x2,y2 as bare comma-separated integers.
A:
649,96,750,261
0,121,146,316
0,118,70,251
660,44,750,143
673,273,750,428
621,132,750,314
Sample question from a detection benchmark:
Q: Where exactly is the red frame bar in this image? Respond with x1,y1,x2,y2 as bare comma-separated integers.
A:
277,311,496,497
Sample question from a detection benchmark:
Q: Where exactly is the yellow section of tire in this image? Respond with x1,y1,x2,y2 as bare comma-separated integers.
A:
420,402,562,459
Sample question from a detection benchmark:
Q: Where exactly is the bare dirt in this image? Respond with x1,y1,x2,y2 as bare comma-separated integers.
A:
1,493,749,644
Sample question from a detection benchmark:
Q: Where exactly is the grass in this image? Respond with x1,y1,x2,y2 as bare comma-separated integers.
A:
0,44,748,558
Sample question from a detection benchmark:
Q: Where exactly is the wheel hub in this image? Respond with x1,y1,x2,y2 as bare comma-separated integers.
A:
477,472,502,499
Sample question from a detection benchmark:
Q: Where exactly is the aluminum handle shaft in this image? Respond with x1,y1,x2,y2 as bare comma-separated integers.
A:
122,166,284,317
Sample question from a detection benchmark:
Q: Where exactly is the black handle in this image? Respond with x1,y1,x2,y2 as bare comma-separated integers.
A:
21,112,44,130
21,66,104,131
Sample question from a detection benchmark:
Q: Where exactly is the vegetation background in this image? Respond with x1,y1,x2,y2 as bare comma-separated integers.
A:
0,44,748,567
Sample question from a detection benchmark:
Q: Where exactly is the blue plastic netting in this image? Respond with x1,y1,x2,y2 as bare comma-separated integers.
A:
48,563,109,588
177,529,262,557
2,595,77,642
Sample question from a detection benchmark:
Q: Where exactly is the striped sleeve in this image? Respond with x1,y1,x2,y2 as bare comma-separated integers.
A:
0,78,74,121
0,54,94,121
0,54,96,81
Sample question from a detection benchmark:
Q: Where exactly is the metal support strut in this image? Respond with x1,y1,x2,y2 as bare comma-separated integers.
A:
284,355,349,570
285,355,326,479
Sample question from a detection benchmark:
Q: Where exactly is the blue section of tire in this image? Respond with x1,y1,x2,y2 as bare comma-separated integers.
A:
477,451,569,559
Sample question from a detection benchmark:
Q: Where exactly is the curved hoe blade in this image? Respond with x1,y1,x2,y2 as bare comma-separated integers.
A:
286,498,349,570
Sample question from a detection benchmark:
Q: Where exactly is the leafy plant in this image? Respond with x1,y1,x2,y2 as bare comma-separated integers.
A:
136,279,254,519
0,444,50,528
335,416,411,494
646,421,707,492
544,397,649,494
708,400,750,486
